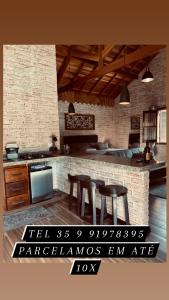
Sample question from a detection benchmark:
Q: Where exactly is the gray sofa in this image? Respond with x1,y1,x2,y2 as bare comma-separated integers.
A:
105,147,144,158
105,147,166,183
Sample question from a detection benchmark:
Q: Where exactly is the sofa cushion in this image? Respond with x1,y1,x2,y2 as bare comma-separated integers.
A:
105,147,143,158
90,142,109,150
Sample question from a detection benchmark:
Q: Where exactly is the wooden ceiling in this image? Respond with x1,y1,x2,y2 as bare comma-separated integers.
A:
56,44,164,106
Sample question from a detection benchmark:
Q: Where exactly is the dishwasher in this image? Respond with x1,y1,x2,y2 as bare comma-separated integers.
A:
29,163,53,204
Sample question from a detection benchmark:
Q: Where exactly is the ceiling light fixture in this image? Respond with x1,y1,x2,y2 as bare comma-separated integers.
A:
68,102,75,114
67,61,76,114
141,67,154,82
119,48,130,105
119,84,130,105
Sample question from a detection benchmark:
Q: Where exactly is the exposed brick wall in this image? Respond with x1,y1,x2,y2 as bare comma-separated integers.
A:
3,45,60,151
111,49,166,160
58,101,114,145
52,156,149,225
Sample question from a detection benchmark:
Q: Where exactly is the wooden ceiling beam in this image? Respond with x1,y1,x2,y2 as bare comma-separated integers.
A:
57,44,115,63
57,49,72,84
102,44,115,59
56,45,99,62
58,68,138,94
68,45,164,89
88,76,102,94
67,61,85,87
107,60,139,97
58,90,114,106
58,45,124,93
82,45,114,95
99,74,117,95
71,49,98,62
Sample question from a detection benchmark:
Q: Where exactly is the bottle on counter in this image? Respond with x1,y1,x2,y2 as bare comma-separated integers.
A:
144,141,151,163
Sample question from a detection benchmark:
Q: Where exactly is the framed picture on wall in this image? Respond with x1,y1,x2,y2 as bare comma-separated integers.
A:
131,115,140,130
65,113,95,130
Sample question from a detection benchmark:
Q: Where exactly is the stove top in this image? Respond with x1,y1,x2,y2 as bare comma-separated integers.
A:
20,151,52,160
3,151,56,162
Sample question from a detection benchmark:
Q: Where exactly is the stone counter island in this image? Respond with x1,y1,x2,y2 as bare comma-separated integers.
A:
3,153,165,225
51,153,165,226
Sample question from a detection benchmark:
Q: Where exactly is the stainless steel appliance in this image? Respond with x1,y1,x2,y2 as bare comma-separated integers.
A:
5,143,19,160
29,163,53,204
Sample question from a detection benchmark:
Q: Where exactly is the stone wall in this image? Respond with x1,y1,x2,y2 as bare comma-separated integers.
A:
3,45,60,151
111,49,166,160
58,101,114,146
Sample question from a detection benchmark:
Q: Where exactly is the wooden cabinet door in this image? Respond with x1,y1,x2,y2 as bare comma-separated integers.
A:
4,165,28,183
6,181,28,198
7,194,30,211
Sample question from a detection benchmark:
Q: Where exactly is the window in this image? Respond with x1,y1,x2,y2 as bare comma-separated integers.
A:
157,108,166,143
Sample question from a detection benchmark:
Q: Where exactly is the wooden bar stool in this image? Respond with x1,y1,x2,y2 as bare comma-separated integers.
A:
68,174,90,215
99,184,130,225
78,178,105,225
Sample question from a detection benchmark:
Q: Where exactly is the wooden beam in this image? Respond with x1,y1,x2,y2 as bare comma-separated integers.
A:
102,44,114,59
56,45,99,62
58,90,114,106
88,76,102,94
72,49,98,62
78,64,97,91
98,45,104,69
99,74,117,95
69,61,85,83
57,45,114,63
98,45,125,96
57,49,72,84
58,69,137,94
69,45,164,88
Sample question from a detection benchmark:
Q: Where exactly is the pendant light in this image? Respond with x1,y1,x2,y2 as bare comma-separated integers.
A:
68,102,75,114
119,48,130,105
141,67,154,82
67,61,76,114
119,84,130,104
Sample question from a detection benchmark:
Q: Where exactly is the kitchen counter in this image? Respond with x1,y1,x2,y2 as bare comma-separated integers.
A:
3,153,166,225
3,155,62,167
68,153,166,171
3,152,165,171
51,154,166,225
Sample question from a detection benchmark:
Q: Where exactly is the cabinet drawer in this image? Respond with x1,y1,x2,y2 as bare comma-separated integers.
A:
6,181,28,198
5,166,28,183
7,194,30,211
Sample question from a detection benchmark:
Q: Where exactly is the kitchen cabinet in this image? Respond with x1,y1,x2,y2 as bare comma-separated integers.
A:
4,165,30,211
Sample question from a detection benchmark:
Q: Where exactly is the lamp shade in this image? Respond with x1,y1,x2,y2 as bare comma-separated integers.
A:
141,67,154,82
119,85,130,104
68,102,75,114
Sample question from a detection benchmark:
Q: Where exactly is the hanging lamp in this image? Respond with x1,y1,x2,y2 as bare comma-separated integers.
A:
119,84,130,104
67,60,76,114
68,102,75,114
119,49,130,105
141,67,154,82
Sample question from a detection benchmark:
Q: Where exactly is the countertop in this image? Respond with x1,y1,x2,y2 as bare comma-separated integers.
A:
3,155,62,167
68,153,166,171
3,152,166,172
